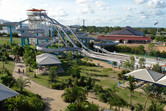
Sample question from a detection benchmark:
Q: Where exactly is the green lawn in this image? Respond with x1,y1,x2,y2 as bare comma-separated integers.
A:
0,61,15,74
0,36,21,45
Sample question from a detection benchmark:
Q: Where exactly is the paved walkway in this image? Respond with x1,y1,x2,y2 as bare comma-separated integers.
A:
12,58,131,111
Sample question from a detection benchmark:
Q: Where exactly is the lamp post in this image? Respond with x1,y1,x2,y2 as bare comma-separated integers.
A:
145,40,147,68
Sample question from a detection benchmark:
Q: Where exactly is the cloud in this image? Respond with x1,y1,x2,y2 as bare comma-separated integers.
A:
49,7,68,18
95,1,110,10
152,9,165,15
76,0,91,4
135,0,147,4
146,0,166,8
76,0,94,14
123,7,132,11
41,3,48,7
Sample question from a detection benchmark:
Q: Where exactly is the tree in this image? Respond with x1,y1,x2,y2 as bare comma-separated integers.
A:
142,84,153,111
49,66,58,82
23,46,37,72
139,58,145,69
135,103,143,111
127,76,137,108
32,62,38,77
1,75,16,88
16,76,31,93
130,56,135,70
1,54,7,68
69,65,81,78
0,47,9,68
148,43,155,51
152,63,162,73
62,85,88,104
123,60,131,70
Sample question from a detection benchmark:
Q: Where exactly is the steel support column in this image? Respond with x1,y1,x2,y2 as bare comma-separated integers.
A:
9,25,13,45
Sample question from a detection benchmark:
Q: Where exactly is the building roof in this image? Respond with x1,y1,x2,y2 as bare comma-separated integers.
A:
36,53,61,66
156,76,166,86
0,83,19,101
162,64,166,67
27,8,46,12
97,26,151,41
125,69,165,83
97,35,151,41
111,26,144,36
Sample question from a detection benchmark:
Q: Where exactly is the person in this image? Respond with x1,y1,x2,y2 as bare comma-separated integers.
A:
22,69,24,74
131,106,135,111
118,81,121,87
18,68,20,74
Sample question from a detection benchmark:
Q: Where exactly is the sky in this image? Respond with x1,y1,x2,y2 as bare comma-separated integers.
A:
0,0,166,27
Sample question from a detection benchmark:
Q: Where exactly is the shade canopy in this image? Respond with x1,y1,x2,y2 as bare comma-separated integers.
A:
0,83,19,101
125,69,165,85
36,53,61,66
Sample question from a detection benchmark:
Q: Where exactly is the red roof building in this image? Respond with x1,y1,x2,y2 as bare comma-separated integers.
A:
97,26,151,43
27,8,46,12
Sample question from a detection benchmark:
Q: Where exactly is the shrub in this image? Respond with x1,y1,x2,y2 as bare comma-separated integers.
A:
51,83,66,90
93,84,104,95
65,102,99,111
5,95,45,111
98,93,107,103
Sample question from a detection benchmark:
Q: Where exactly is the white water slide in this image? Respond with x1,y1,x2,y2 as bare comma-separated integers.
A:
18,12,133,63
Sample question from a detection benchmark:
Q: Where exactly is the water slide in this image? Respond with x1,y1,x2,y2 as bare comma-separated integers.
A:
18,12,131,62
40,13,131,62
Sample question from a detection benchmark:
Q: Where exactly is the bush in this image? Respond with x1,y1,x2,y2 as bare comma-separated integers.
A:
51,83,66,90
93,84,104,95
98,93,107,103
1,75,16,87
65,102,99,111
5,95,45,111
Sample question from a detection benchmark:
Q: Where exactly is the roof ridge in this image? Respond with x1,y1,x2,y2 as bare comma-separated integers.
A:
145,69,155,82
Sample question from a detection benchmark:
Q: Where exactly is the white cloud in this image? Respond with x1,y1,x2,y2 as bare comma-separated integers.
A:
123,7,132,11
146,0,166,8
41,3,48,7
152,9,165,15
76,0,91,4
135,0,147,4
49,7,68,18
76,0,94,14
95,1,110,10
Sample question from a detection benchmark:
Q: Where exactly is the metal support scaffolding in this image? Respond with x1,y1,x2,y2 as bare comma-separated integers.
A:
52,26,55,37
85,39,88,47
9,25,13,45
20,22,23,47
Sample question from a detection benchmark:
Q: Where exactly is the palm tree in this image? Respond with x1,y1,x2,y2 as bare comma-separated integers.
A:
135,103,143,111
32,62,38,77
139,58,145,69
49,66,58,82
130,56,135,70
123,60,131,70
142,84,153,111
16,76,31,93
127,75,137,108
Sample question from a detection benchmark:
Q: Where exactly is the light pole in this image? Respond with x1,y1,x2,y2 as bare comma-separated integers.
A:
145,40,147,67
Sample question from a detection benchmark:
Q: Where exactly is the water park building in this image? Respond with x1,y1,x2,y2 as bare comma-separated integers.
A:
97,26,151,44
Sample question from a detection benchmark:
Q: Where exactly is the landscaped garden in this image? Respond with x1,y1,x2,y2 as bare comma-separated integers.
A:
0,39,166,111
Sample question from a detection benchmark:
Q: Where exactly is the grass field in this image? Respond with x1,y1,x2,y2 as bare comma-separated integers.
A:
0,36,21,45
